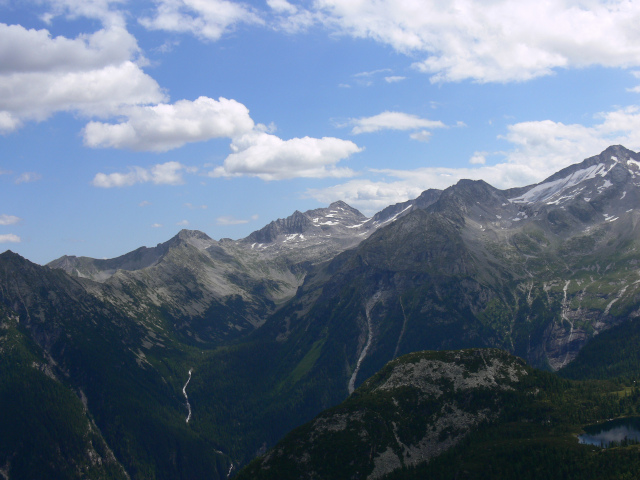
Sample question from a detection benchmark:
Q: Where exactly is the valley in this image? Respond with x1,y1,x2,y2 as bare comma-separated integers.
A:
3,145,640,478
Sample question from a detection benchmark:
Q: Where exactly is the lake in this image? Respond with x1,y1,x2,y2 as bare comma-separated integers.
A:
578,417,640,447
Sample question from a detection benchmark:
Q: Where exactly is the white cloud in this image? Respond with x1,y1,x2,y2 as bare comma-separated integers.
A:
348,111,445,135
83,93,361,181
469,152,487,165
384,76,406,83
628,71,640,93
216,214,258,225
176,219,189,226
267,0,320,33
139,0,263,41
83,96,254,151
0,24,165,131
0,234,21,243
39,0,128,27
92,161,188,187
354,68,392,78
409,130,432,142
306,179,426,215
217,215,250,225
267,0,297,15
15,172,42,184
312,0,640,83
184,203,207,209
0,23,135,74
308,105,640,214
496,107,640,176
0,214,21,225
151,223,163,228
209,130,362,180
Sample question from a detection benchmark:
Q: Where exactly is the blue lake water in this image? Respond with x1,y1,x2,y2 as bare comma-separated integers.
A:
578,417,640,447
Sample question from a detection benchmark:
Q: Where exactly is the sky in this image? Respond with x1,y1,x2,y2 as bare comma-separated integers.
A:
3,0,640,264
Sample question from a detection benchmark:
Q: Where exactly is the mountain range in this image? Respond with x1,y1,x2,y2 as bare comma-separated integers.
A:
3,145,640,478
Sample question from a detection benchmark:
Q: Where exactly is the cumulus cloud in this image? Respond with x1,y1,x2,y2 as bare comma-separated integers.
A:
469,152,487,165
348,111,445,135
176,219,189,226
0,214,21,225
311,0,640,83
209,130,362,180
84,94,361,181
92,161,188,187
139,0,263,41
151,223,163,228
0,23,165,132
0,23,136,74
384,76,406,83
0,234,21,243
308,105,640,214
83,96,255,151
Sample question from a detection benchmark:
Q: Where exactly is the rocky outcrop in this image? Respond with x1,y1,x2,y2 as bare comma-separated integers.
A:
237,349,529,480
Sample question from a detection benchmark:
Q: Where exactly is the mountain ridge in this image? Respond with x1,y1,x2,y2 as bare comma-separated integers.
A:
4,145,640,478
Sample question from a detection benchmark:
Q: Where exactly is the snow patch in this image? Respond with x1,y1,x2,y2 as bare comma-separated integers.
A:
510,163,604,204
597,179,613,193
627,159,640,170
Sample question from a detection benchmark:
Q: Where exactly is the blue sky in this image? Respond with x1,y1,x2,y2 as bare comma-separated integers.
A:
3,0,640,264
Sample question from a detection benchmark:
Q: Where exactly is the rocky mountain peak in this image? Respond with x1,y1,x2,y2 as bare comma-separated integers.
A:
245,210,313,244
0,249,23,262
173,229,216,249
505,145,640,218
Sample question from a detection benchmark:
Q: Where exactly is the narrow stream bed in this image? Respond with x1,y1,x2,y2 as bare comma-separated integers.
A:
183,369,193,423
